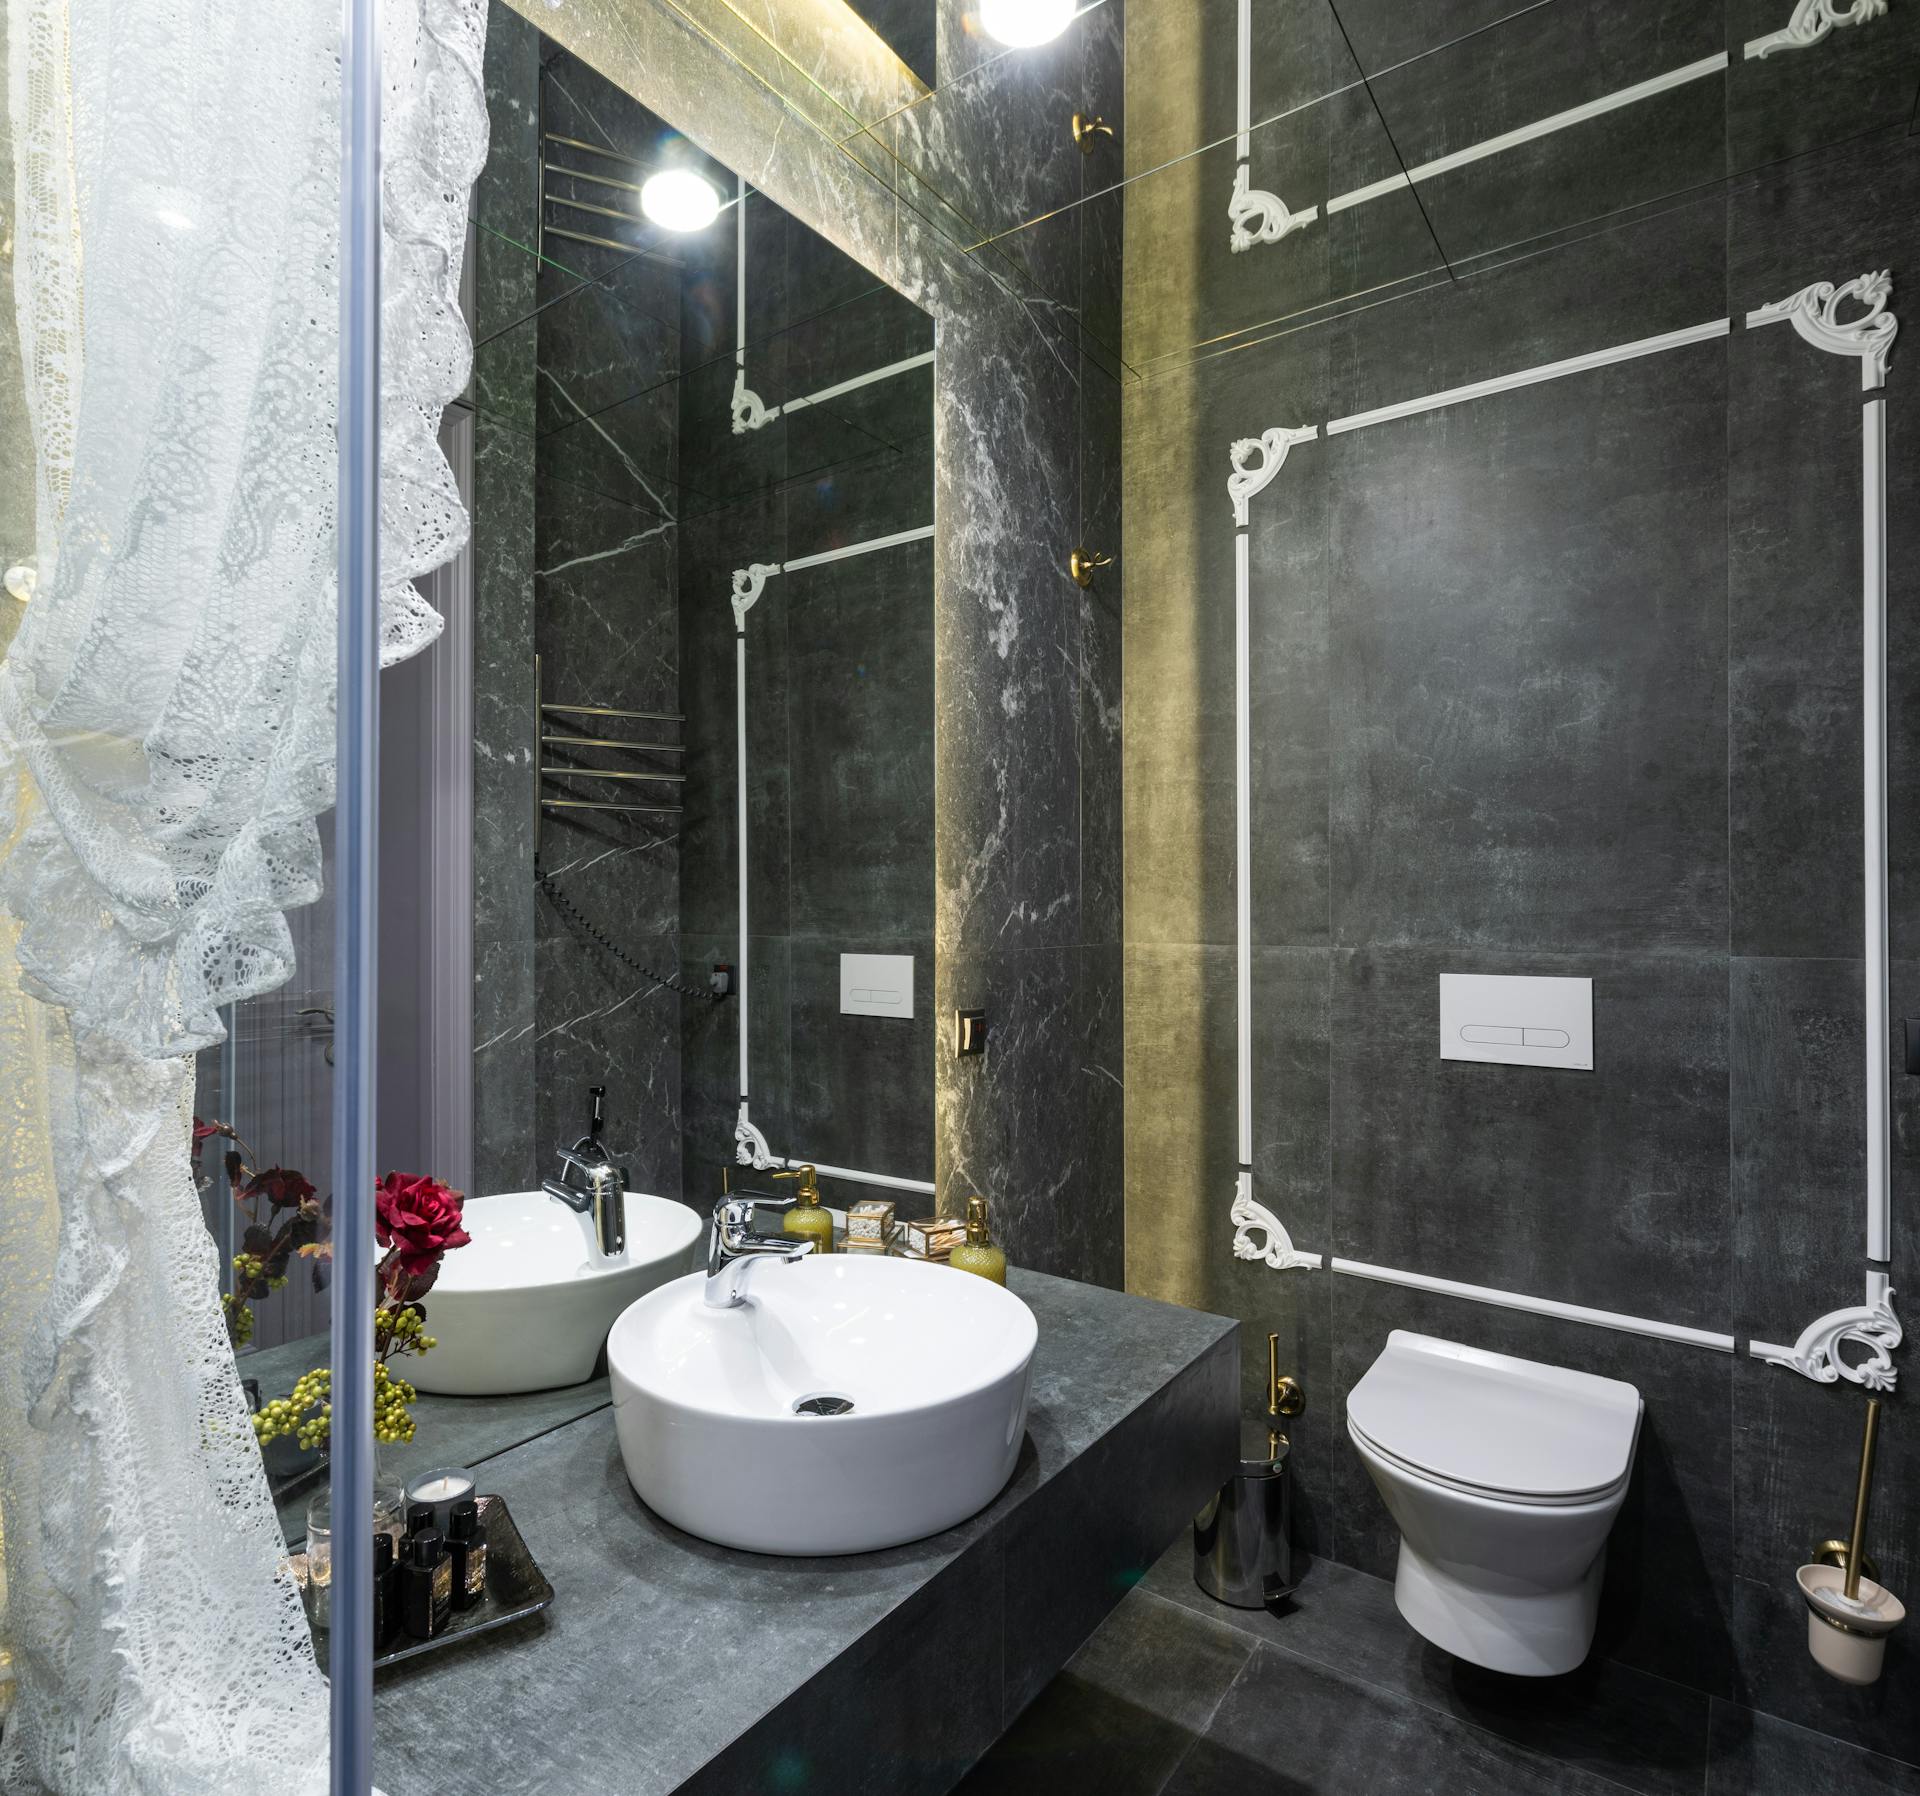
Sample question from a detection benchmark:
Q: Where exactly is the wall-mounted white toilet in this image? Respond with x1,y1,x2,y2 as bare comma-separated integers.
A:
1346,1331,1643,1677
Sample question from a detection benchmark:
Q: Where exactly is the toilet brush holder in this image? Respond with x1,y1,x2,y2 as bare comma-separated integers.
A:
1797,1395,1903,1686
1796,1564,1905,1686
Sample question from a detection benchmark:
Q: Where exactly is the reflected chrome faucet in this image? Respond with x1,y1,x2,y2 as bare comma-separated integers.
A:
704,1194,812,1307
542,1084,628,1257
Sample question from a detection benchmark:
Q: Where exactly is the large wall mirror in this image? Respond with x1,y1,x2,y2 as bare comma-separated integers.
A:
225,0,937,1538
472,14,937,1216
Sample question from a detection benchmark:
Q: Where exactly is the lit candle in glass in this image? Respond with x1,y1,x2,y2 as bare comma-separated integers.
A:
405,1466,476,1537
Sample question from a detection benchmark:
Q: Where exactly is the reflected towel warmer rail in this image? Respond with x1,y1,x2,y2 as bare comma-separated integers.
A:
533,654,684,854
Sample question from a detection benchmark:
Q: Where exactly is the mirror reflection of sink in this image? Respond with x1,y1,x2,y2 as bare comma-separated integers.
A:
411,1190,702,1396
608,1255,1038,1554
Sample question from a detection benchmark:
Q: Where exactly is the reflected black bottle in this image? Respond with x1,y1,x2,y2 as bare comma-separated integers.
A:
405,1501,435,1539
373,1532,396,1648
446,1498,488,1611
399,1530,452,1639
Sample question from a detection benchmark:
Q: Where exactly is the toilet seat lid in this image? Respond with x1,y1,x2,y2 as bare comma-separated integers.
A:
1346,1330,1642,1500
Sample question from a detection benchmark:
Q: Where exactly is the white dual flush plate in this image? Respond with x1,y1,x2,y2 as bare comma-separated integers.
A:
1439,973,1593,1070
840,952,915,1019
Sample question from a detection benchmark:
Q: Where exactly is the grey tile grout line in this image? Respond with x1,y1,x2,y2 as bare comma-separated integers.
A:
1136,1588,1261,1796
1148,1567,1719,1777
1137,1583,1662,1796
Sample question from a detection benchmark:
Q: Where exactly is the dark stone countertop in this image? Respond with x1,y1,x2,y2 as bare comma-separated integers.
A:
361,1266,1236,1796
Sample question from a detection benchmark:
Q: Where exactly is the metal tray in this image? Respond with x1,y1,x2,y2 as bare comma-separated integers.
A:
294,1494,553,1669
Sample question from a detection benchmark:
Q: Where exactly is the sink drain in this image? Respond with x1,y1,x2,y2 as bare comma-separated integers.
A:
792,1393,855,1416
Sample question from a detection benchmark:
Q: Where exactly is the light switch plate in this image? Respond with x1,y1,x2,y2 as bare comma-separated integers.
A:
840,952,914,1019
1439,973,1592,1070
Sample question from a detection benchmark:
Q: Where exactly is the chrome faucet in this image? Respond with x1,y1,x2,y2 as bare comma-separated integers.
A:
704,1193,812,1307
541,1084,628,1258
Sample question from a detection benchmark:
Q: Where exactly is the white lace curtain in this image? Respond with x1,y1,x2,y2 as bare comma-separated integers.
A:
0,0,486,1788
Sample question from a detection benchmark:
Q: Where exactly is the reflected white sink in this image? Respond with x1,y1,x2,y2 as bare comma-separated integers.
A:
411,1189,703,1396
608,1254,1038,1554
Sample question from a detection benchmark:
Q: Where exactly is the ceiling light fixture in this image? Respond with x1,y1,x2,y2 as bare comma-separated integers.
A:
639,168,721,233
980,0,1074,49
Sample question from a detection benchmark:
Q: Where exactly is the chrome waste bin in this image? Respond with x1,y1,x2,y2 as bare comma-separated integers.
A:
1193,1417,1296,1609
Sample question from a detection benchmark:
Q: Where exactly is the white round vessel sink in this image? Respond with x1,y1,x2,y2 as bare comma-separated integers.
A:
608,1254,1038,1554
411,1190,703,1396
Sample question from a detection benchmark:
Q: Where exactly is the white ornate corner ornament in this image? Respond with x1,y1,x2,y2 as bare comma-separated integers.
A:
1745,0,1888,58
1754,1280,1902,1391
1228,162,1318,255
730,562,778,631
1748,269,1898,388
1230,1172,1319,1273
1228,425,1318,526
734,1103,775,1170
731,366,780,434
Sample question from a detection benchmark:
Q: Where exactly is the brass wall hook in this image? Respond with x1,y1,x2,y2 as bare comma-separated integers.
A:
1069,547,1113,589
1072,112,1114,154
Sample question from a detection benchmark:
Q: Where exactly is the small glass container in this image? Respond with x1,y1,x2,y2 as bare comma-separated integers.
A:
302,1493,333,1632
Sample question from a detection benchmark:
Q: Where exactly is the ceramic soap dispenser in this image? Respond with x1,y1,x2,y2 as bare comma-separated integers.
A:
949,1195,1007,1284
774,1164,835,1254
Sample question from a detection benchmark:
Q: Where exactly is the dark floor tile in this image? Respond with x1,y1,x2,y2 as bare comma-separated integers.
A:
954,1590,1253,1796
1147,1546,1710,1796
1163,1639,1639,1796
1708,1698,1920,1794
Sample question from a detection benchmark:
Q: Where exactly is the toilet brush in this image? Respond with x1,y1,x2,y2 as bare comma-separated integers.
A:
1796,1397,1905,1686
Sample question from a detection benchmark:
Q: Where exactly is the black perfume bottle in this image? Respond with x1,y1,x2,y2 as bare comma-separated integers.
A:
446,1498,488,1612
399,1531,452,1640
405,1501,435,1539
373,1532,395,1647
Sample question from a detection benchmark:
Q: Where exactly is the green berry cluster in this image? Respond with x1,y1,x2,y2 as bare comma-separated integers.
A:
250,1360,422,1451
222,1292,255,1348
375,1305,437,1359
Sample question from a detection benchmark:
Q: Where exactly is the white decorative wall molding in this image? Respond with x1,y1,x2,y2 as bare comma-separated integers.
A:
1752,1275,1902,1391
731,368,780,434
1228,425,1318,526
728,524,938,1203
1221,283,1904,1385
1743,270,1901,1389
1227,0,1318,256
735,1104,776,1169
1231,1173,1319,1272
1747,269,1897,389
1326,56,1728,217
730,561,778,631
1229,162,1317,255
1745,0,1888,60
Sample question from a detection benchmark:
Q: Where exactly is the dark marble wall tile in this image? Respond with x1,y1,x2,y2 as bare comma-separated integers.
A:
1327,347,1729,954
473,936,537,1196
532,928,683,1199
786,934,935,1190
1727,133,1920,962
1726,1,1920,171
1332,948,1731,1328
1353,0,1725,270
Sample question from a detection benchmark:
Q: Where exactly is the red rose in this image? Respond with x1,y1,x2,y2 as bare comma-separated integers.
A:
244,1166,317,1211
375,1172,471,1283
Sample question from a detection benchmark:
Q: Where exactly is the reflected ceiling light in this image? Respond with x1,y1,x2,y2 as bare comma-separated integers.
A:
980,0,1074,48
640,168,721,233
